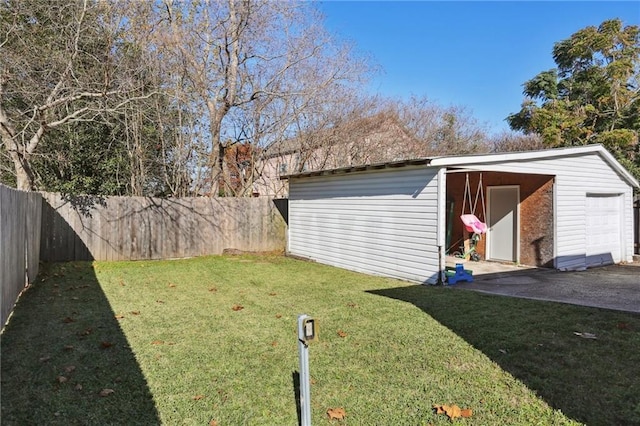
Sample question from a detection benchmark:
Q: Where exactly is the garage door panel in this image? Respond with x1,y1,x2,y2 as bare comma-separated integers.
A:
586,194,622,267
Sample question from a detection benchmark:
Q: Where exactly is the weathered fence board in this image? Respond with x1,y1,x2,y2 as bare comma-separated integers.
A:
40,194,286,262
1,184,42,328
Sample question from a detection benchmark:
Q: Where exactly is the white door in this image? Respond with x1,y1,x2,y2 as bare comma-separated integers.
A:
488,186,519,262
586,194,622,267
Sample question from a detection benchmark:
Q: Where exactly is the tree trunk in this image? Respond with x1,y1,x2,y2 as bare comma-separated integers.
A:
208,114,222,197
0,114,35,190
8,149,34,190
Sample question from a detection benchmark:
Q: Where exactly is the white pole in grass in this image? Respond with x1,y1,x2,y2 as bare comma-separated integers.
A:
298,314,316,426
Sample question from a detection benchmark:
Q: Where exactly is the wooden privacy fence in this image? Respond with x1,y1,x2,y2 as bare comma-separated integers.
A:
0,184,42,328
40,194,286,261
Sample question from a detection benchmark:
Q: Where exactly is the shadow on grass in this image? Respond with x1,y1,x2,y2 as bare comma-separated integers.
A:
368,285,640,426
1,261,160,425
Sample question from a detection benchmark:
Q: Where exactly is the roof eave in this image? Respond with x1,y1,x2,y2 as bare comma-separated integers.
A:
280,158,432,180
430,144,639,188
281,144,639,188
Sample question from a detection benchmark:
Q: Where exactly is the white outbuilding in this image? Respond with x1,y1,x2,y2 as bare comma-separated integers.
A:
283,145,639,284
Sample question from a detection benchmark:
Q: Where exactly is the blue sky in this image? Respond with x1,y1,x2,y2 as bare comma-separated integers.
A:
318,1,640,135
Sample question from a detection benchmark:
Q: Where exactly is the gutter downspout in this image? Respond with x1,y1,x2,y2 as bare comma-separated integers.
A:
436,167,447,285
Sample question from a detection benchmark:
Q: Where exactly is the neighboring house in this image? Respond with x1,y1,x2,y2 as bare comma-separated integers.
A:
283,145,639,284
253,112,420,197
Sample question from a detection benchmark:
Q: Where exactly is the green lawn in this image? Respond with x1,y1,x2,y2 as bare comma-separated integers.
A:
2,255,639,425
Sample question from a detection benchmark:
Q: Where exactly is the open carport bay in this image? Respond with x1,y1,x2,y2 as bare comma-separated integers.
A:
453,263,640,313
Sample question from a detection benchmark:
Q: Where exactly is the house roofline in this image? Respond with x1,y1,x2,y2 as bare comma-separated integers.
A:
430,144,638,187
282,144,639,188
280,158,432,180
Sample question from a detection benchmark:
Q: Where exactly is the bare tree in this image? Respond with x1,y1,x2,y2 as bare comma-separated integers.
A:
393,96,491,156
0,0,157,190
490,130,545,152
295,94,491,167
130,0,368,196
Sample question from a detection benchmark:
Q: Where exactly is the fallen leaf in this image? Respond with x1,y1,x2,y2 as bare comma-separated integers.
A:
275,314,282,319
151,340,164,345
75,383,83,391
432,404,471,420
337,330,347,338
271,341,278,347
168,283,176,288
130,311,140,315
232,304,244,311
574,332,597,339
99,388,115,397
193,395,205,400
115,314,125,319
156,300,165,304
447,404,461,419
310,378,317,385
101,341,113,349
80,328,93,336
268,292,277,296
64,345,74,351
617,322,631,330
57,376,68,383
39,356,51,362
62,317,75,323
327,407,346,420
346,302,358,308
209,420,218,426
64,365,76,373
209,287,217,292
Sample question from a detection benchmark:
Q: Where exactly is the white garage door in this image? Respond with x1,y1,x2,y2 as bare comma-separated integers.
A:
586,194,622,267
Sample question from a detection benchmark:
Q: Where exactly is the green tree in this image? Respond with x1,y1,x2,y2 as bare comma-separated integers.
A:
508,19,640,180
0,0,160,193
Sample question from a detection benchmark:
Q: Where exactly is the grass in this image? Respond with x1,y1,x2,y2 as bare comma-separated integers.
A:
1,255,639,425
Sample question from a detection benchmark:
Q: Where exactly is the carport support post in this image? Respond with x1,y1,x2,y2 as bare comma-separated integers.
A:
298,315,312,426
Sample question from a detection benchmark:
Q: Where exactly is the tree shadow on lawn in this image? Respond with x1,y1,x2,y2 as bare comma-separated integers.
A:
368,285,640,426
1,262,160,425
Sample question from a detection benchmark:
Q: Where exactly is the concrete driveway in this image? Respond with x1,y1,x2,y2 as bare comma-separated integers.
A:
454,263,640,313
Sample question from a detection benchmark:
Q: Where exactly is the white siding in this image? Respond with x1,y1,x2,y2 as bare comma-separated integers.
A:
288,167,440,283
460,152,634,269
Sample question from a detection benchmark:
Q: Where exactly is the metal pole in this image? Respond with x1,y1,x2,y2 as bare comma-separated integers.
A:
298,314,311,426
